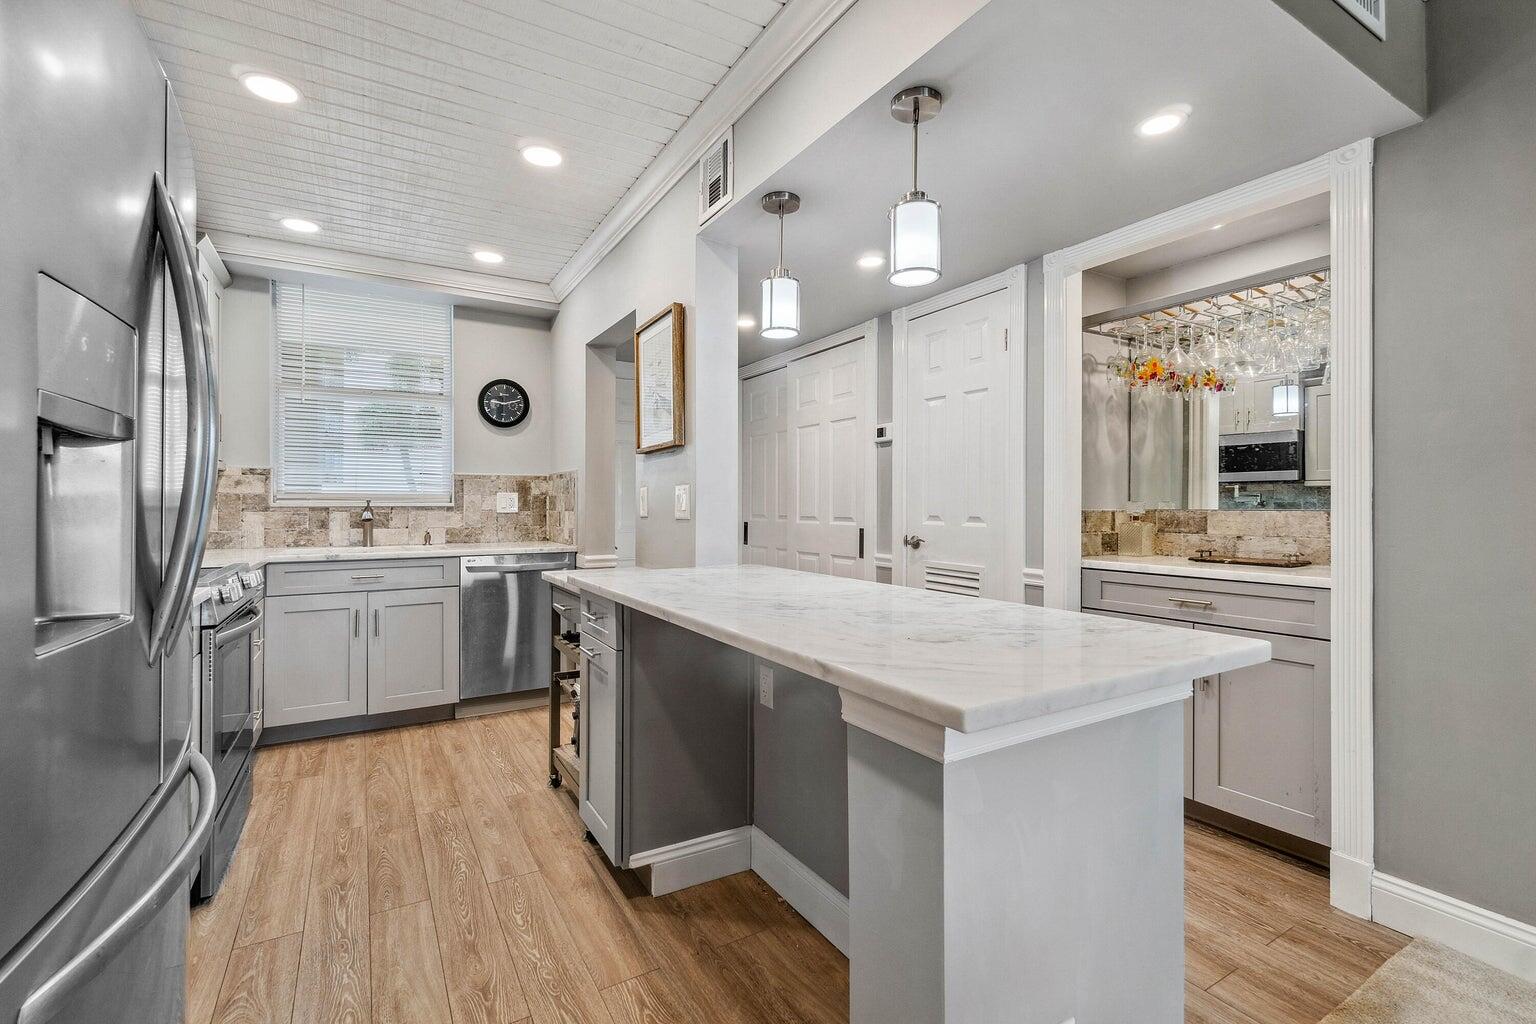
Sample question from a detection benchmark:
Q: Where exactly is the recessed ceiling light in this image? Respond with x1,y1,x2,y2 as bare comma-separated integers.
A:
737,316,756,329
1137,104,1191,138
239,72,300,105
857,253,886,270
280,217,320,234
472,250,504,264
520,143,563,168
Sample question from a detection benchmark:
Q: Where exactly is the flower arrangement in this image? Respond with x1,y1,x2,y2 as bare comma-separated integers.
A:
1110,356,1229,394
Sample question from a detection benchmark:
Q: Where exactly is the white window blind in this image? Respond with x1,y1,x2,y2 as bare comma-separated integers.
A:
271,282,454,503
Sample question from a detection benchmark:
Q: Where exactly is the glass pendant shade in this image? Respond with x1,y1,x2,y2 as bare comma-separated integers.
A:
760,270,800,340
889,193,941,288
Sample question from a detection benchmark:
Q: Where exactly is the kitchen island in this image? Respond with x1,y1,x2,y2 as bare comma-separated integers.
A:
549,565,1270,1024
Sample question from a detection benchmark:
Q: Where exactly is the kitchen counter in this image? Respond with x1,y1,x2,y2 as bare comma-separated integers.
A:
553,564,1268,734
203,540,577,570
1083,554,1331,589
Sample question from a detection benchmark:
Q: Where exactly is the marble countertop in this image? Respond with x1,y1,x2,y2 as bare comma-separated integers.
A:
1082,554,1331,589
204,541,577,570
552,565,1270,734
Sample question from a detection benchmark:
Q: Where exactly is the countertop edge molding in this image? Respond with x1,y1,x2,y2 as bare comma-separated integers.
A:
840,682,1192,762
1081,555,1332,590
550,565,1270,737
204,541,578,570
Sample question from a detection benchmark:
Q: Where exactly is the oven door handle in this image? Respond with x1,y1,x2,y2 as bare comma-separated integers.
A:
214,607,263,647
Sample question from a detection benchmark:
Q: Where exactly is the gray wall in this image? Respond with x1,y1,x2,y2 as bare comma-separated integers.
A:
1374,0,1536,925
1268,0,1427,114
752,658,850,895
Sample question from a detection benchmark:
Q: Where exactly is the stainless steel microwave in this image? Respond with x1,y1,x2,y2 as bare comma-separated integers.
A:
1219,429,1304,483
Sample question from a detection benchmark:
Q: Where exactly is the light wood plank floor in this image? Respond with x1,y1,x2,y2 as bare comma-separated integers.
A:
189,708,1407,1024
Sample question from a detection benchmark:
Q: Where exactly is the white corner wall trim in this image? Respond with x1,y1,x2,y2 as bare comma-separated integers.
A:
629,826,753,897
1042,139,1375,917
1022,567,1045,588
210,231,559,315
1371,873,1536,983
549,0,858,301
750,828,850,955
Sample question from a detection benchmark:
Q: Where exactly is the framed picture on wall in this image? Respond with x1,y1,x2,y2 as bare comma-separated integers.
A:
635,302,685,453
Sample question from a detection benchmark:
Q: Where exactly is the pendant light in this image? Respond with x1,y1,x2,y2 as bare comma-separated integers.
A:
760,190,801,340
888,85,943,288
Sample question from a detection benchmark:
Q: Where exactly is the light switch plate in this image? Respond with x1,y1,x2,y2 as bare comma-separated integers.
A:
638,485,649,518
495,491,519,513
757,664,774,709
674,483,691,520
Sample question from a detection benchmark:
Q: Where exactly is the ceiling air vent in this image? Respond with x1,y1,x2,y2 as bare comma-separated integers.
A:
1332,0,1385,39
698,128,733,226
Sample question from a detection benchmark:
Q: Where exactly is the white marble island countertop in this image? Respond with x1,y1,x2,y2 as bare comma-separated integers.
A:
554,565,1269,734
204,541,577,570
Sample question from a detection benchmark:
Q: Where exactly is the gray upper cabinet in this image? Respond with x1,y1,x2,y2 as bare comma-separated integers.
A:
367,586,460,715
263,591,368,727
1193,626,1330,845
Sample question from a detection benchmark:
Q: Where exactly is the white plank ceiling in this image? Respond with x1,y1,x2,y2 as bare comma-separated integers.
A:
133,0,784,284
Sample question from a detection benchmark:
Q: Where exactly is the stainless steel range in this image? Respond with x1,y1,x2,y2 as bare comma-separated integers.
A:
193,564,264,900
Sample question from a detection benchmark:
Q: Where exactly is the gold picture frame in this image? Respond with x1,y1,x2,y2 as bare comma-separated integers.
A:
634,302,685,453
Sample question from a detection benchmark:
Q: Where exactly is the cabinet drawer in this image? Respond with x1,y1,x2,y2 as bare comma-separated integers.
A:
551,585,579,630
1081,569,1329,639
265,557,458,597
580,592,622,650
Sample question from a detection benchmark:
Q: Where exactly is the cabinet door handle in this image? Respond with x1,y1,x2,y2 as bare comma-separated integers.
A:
373,609,380,638
354,609,360,638
1168,597,1214,610
578,645,600,659
1199,677,1213,695
351,573,384,582
552,602,571,615
582,610,604,623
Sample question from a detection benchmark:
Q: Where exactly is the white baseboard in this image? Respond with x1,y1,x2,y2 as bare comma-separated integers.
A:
1330,850,1374,919
1371,872,1536,983
750,827,850,956
628,827,752,897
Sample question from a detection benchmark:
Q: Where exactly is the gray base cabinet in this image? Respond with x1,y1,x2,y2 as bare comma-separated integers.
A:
579,635,621,862
264,592,368,727
368,586,460,715
1193,627,1330,845
1082,568,1331,847
263,565,461,728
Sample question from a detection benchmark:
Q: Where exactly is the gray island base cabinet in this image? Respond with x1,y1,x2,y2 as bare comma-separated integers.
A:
552,565,1270,1024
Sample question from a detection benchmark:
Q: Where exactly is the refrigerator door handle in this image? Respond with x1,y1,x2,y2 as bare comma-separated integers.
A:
148,172,219,659
7,748,216,1024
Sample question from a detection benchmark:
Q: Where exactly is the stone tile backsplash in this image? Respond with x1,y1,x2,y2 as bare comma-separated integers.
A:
210,467,577,550
1082,508,1329,564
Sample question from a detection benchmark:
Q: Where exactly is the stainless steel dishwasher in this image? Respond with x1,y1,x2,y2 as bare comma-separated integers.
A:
460,551,576,697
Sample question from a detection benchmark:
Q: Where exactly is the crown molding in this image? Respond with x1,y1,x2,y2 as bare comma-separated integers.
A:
548,0,858,302
208,231,559,317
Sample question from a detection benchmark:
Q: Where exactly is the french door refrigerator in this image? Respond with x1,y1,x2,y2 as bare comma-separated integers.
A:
0,2,220,1022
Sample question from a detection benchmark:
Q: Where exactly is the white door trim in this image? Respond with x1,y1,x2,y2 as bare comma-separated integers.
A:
1042,139,1375,917
739,320,879,580
739,318,878,380
892,265,1028,601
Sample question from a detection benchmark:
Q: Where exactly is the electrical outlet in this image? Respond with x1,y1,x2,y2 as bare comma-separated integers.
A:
638,485,649,518
495,491,519,513
673,483,691,520
757,664,774,709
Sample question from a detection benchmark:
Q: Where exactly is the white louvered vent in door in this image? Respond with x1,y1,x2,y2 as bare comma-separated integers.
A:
698,129,733,226
1331,0,1385,39
924,561,984,597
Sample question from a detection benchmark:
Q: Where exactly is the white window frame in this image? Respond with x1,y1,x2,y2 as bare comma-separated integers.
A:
268,280,456,506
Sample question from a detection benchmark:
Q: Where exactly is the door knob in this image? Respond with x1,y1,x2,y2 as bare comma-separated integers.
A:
902,534,925,550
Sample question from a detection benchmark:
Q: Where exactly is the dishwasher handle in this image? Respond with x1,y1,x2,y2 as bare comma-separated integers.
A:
464,561,575,575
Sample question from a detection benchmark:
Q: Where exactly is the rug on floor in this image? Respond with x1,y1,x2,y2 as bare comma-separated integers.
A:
1319,939,1536,1023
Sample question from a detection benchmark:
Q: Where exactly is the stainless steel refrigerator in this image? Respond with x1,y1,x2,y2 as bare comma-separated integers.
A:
0,2,220,1022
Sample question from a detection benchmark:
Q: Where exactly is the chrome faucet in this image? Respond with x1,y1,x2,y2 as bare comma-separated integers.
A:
360,500,375,547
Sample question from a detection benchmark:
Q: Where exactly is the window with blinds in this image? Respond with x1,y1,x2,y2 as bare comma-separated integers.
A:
271,282,454,504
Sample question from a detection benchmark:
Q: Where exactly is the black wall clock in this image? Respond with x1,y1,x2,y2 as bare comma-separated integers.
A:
478,378,530,428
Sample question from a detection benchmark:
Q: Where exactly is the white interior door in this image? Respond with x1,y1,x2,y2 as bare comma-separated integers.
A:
788,342,873,579
740,368,789,566
900,288,1010,597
